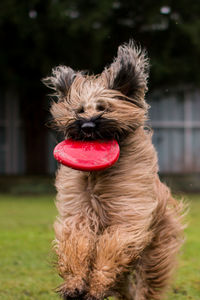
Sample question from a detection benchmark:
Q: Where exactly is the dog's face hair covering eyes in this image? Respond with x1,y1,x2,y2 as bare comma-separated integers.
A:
43,41,149,142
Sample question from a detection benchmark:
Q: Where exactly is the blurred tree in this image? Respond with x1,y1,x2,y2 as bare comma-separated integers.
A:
0,0,199,173
1,0,200,88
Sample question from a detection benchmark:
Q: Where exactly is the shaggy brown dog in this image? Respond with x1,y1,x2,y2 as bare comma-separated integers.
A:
43,41,184,300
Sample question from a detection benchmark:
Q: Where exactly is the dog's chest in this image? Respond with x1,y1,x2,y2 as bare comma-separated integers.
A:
84,172,112,227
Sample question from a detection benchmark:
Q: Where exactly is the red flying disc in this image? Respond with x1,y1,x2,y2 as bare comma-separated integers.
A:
53,139,120,171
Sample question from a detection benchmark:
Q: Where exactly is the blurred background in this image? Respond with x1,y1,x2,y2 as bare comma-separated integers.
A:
0,0,200,193
0,1,200,299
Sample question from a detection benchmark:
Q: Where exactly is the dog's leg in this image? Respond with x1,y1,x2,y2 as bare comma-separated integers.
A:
134,213,183,300
115,273,136,300
54,217,95,300
86,225,152,300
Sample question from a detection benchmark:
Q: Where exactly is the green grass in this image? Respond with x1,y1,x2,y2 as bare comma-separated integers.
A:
0,194,199,300
0,195,61,300
165,194,200,300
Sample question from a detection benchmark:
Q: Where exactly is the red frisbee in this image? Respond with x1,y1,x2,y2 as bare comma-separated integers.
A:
53,139,120,171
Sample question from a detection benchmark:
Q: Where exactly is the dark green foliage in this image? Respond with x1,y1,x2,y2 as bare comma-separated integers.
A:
0,0,200,90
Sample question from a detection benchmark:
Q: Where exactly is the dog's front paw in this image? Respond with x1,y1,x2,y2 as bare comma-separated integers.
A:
84,287,110,300
86,270,112,300
61,290,86,300
58,287,86,300
56,275,87,300
84,294,103,300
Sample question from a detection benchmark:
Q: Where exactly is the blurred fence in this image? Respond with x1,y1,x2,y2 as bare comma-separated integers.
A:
148,88,200,173
0,87,200,175
0,91,25,174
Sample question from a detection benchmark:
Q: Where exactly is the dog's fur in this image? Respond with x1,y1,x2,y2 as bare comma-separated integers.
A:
43,41,184,300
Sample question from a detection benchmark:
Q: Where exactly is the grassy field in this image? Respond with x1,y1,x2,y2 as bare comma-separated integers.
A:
0,194,199,300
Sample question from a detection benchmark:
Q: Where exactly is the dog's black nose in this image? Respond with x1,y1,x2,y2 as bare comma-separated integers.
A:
81,121,96,133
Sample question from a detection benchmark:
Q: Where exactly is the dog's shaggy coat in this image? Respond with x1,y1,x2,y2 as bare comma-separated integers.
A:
43,41,184,300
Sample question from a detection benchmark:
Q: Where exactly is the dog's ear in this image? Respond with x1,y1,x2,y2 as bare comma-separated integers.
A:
42,66,80,101
102,40,149,108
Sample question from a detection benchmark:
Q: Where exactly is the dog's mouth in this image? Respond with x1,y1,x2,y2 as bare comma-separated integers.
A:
64,117,129,142
54,117,123,171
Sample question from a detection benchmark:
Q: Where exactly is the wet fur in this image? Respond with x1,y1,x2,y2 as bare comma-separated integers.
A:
43,41,184,300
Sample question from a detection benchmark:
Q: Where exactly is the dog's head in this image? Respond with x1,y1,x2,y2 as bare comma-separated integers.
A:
43,41,149,142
